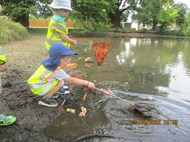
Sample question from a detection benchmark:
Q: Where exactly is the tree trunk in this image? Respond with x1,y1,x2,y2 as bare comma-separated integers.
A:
113,15,122,28
109,11,122,28
152,18,157,31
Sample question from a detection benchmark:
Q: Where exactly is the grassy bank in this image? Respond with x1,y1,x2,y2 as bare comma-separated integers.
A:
0,18,28,45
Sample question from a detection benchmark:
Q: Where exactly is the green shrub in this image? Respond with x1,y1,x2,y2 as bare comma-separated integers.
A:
0,18,28,45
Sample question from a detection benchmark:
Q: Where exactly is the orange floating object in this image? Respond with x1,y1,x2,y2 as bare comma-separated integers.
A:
92,42,110,66
66,63,78,68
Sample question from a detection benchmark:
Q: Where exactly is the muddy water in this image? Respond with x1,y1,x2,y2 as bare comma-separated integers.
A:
44,37,190,141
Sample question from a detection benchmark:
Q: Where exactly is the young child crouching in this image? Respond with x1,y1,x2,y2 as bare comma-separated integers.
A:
27,43,96,107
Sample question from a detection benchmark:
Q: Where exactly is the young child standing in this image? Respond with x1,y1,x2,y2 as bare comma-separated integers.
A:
45,0,77,50
27,43,96,107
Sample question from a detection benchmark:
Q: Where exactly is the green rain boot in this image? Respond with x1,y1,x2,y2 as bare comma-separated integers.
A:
0,114,16,126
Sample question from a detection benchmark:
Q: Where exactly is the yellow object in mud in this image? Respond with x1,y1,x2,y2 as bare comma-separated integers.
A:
81,107,87,113
66,108,76,114
79,106,87,117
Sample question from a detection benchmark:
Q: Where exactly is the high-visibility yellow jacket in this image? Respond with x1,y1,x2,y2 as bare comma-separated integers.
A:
27,65,60,95
0,46,6,65
45,17,70,50
28,64,70,96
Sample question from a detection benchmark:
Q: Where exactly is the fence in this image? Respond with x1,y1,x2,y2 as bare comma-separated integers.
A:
29,19,74,29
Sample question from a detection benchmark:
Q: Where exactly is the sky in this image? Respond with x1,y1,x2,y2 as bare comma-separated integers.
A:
175,0,190,8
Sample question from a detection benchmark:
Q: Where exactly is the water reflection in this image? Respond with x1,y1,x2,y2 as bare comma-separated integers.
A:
162,52,190,100
45,109,109,141
112,38,190,101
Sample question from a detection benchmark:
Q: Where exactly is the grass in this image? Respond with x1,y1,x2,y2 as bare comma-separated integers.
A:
0,18,28,45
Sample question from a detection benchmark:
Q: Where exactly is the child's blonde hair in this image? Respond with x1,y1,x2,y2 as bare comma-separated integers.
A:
50,8,62,14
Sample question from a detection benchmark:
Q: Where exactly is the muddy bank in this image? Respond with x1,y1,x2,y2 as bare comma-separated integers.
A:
0,31,97,142
0,33,59,142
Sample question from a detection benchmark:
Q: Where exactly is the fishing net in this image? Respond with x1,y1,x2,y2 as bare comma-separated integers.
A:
96,88,153,118
92,42,110,66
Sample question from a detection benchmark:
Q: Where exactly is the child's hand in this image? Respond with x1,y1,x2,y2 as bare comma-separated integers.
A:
87,82,96,90
70,39,77,45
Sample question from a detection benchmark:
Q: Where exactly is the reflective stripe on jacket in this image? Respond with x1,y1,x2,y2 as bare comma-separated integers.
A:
27,65,60,96
0,46,6,65
45,19,70,50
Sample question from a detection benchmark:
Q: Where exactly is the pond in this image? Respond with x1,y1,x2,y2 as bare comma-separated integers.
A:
44,37,190,142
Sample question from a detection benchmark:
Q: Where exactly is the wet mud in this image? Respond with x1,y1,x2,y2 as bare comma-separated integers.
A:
0,33,60,142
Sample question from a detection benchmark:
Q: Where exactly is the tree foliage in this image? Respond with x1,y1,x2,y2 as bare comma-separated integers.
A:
70,0,111,32
0,0,34,27
175,3,188,28
0,0,52,27
157,0,178,31
0,0,140,29
132,0,162,30
71,0,139,28
132,0,189,31
108,0,139,28
1,0,190,32
31,0,52,19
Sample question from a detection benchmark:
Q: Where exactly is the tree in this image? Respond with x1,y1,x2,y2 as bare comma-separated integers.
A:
176,10,190,36
108,0,139,28
0,0,139,30
71,0,139,29
175,3,188,28
0,0,51,27
71,0,111,32
0,0,35,27
132,0,162,31
157,0,179,31
31,0,52,19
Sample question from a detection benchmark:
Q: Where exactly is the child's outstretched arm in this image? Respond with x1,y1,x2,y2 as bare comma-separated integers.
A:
61,34,77,45
64,76,96,90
